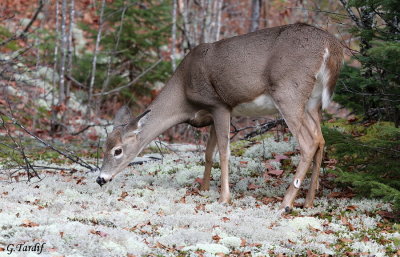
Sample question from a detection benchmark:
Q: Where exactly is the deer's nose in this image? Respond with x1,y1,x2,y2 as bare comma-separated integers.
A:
96,176,107,186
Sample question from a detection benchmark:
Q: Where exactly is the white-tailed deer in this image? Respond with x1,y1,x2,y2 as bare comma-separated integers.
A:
97,23,343,211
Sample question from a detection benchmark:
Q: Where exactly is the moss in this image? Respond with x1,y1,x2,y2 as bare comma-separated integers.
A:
249,132,274,142
230,140,251,156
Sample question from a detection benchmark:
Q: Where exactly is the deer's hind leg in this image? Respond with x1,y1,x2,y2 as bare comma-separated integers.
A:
304,109,325,208
200,125,217,191
270,83,321,211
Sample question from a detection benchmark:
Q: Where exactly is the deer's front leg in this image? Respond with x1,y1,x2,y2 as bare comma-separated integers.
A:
212,108,231,204
200,125,217,191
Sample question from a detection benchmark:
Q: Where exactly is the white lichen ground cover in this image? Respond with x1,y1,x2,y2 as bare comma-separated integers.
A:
0,139,399,257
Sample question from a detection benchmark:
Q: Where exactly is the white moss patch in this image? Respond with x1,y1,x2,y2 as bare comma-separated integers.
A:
0,141,396,256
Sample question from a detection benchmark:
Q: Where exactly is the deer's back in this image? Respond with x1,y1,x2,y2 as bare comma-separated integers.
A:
181,23,343,109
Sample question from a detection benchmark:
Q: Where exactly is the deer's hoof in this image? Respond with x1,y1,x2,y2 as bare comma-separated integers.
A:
303,202,314,208
285,206,292,213
218,197,231,205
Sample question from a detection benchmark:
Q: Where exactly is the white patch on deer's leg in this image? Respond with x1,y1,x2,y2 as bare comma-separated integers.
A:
294,178,301,188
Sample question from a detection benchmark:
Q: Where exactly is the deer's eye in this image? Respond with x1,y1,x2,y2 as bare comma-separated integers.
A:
114,148,123,157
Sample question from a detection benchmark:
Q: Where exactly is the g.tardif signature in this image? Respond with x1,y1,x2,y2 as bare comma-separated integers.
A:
6,242,46,255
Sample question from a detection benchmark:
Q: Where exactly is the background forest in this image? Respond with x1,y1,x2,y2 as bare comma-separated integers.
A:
0,0,399,255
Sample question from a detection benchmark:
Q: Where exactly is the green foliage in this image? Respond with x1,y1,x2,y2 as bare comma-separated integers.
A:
75,0,173,106
323,122,400,209
335,0,400,125
0,26,19,51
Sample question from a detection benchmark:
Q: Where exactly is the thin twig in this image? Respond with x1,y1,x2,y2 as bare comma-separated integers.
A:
2,114,97,170
70,122,112,136
0,0,44,47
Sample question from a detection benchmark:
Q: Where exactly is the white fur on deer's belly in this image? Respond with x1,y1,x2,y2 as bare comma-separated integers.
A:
232,94,279,117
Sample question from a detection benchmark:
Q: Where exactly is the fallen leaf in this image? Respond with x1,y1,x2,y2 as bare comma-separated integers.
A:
308,225,320,232
120,191,128,199
241,238,246,247
348,223,355,231
377,210,398,219
261,197,276,204
195,204,205,211
21,219,39,227
90,230,107,237
248,183,261,190
274,154,289,161
268,169,284,176
339,238,353,243
327,192,342,198
216,253,225,257
0,247,4,251
346,205,358,211
212,235,221,242
179,196,186,204
307,249,318,257
221,217,230,222
155,242,166,249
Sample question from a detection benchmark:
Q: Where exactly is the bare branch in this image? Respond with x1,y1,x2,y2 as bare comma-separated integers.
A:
0,112,97,171
242,119,285,140
70,122,112,136
65,74,87,89
94,58,163,96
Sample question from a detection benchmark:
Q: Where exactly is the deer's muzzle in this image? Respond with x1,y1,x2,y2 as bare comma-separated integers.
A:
96,176,107,186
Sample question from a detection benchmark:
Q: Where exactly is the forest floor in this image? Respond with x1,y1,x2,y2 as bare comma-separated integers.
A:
0,137,399,257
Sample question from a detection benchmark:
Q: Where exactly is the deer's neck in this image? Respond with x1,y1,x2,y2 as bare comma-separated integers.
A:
136,77,192,150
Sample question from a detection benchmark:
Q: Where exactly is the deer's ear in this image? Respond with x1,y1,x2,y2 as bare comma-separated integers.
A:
113,106,132,128
125,109,151,132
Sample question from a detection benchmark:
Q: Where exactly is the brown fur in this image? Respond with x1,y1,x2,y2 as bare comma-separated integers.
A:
99,23,343,209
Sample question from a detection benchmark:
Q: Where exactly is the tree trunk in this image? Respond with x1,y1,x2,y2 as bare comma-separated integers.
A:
171,0,177,71
87,0,106,119
249,0,261,32
64,0,74,119
59,0,68,105
51,0,60,134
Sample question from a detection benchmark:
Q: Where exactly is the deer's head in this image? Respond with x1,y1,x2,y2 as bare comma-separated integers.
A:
96,106,150,186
